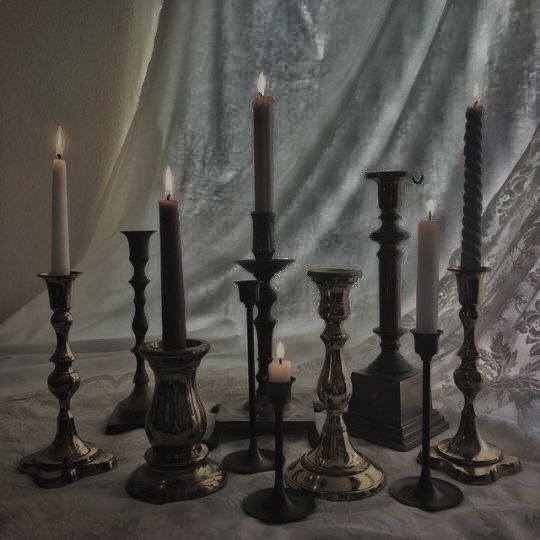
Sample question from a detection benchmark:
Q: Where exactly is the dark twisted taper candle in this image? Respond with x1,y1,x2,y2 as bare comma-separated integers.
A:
460,91,483,270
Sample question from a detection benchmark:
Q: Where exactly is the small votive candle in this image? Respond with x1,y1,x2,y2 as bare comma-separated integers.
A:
268,342,291,382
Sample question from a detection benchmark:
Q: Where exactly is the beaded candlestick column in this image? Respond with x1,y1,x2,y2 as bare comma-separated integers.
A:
425,97,521,484
287,268,384,500
347,170,448,451
107,230,155,434
19,272,116,487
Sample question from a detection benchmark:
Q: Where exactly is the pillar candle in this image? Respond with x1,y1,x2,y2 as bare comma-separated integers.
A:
268,342,292,382
159,166,187,350
51,126,70,275
253,72,273,212
460,83,483,270
416,201,441,334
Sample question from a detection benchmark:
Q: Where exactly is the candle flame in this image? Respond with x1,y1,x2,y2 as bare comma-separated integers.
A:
426,199,436,219
55,126,65,156
257,72,266,96
473,83,481,102
276,341,285,360
164,166,174,198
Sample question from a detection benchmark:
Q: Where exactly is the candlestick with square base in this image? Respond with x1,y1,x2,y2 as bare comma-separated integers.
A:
287,268,384,501
423,268,521,484
126,339,226,503
19,272,116,487
346,170,448,451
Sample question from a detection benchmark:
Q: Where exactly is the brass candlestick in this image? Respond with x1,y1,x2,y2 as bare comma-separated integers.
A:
287,268,384,501
126,339,226,503
19,272,116,487
425,268,521,484
106,230,155,434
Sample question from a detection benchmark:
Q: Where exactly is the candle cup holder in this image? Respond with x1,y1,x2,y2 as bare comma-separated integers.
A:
390,330,463,511
106,231,155,434
347,170,448,451
242,377,315,524
423,268,521,485
215,212,317,446
223,280,274,474
18,272,116,488
287,268,385,501
126,339,227,503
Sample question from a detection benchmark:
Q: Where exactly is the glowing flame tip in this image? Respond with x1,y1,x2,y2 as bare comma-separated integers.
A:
426,199,436,218
164,166,174,197
473,83,481,102
55,126,65,156
257,72,266,95
276,341,285,360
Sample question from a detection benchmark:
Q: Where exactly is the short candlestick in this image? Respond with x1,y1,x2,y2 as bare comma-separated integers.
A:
223,280,274,474
242,377,315,523
19,272,116,487
390,330,463,511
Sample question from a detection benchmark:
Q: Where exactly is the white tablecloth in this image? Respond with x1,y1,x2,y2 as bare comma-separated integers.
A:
0,347,538,540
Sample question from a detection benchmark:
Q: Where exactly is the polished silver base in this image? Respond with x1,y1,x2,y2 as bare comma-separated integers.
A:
425,440,522,485
19,443,116,488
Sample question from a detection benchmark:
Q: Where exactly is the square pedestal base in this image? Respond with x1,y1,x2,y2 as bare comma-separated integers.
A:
345,367,448,451
213,391,319,447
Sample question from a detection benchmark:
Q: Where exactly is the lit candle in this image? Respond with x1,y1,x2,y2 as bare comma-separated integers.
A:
159,166,187,350
51,126,70,275
416,200,440,334
268,341,291,382
460,83,483,270
253,72,273,213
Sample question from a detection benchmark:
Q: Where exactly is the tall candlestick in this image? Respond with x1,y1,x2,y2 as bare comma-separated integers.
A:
159,166,187,350
51,126,70,275
253,72,273,212
416,201,441,334
460,84,483,270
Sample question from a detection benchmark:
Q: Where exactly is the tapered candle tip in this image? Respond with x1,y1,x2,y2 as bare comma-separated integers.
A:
55,126,65,157
276,341,285,360
473,83,481,103
426,199,436,219
257,72,266,96
164,166,174,198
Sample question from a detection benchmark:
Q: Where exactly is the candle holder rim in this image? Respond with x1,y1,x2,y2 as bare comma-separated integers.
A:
120,229,156,236
140,339,210,357
235,279,262,286
307,266,361,278
411,329,444,337
365,170,408,179
448,266,491,274
266,376,296,387
38,271,81,280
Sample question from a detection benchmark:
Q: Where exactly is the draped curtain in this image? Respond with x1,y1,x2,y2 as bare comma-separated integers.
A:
1,0,538,434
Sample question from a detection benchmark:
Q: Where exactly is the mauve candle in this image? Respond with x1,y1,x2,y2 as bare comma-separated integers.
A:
159,166,187,350
253,72,273,213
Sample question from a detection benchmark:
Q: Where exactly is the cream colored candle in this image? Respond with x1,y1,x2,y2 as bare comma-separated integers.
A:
416,200,440,333
51,126,70,275
268,342,291,382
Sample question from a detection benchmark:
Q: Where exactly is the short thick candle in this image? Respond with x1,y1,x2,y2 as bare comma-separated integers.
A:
253,72,273,213
51,126,70,275
268,342,291,382
416,201,440,334
159,167,187,350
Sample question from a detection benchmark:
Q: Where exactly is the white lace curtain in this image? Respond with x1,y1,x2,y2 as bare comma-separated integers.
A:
0,1,538,432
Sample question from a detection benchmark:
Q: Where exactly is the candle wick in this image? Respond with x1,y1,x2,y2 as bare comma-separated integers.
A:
166,193,171,201
428,211,432,220
473,101,479,107
57,154,61,159
278,357,282,365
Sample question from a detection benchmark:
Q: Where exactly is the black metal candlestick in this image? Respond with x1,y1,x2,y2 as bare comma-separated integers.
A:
106,230,155,434
424,268,521,484
126,339,226,503
347,170,448,450
390,330,463,511
242,377,315,524
223,280,274,474
19,272,116,487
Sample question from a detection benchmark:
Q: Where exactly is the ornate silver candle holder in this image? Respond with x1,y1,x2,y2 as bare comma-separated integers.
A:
106,230,155,434
287,268,384,501
19,272,116,487
424,268,521,484
347,170,448,450
126,339,226,503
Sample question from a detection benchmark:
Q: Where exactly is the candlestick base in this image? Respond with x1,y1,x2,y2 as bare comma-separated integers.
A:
389,476,463,512
105,385,153,435
346,368,449,451
223,448,275,475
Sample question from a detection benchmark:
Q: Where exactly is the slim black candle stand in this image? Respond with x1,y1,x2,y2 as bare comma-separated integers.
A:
19,272,116,487
242,377,315,524
223,280,274,474
346,170,448,450
424,268,521,484
390,330,463,511
106,231,155,434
